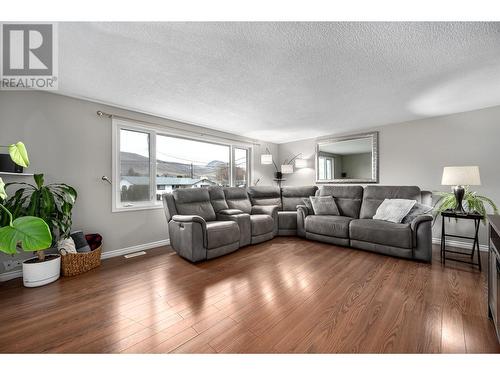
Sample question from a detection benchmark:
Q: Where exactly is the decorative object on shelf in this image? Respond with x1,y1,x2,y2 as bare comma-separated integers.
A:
441,166,482,213
2,172,78,287
0,143,53,287
0,141,29,170
436,166,497,219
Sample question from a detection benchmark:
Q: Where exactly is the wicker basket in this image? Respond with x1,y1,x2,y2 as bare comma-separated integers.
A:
61,245,102,277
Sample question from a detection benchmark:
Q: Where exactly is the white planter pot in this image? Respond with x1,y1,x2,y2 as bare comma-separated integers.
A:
22,255,61,287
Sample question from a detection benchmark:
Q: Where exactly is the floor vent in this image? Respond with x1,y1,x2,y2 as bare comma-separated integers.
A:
124,251,147,259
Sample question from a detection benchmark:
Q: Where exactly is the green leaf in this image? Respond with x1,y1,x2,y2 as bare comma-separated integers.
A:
33,174,44,189
0,177,6,200
0,226,18,254
0,216,52,255
8,142,29,168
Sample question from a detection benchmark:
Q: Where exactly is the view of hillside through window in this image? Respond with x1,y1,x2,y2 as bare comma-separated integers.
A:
120,129,151,203
119,128,249,205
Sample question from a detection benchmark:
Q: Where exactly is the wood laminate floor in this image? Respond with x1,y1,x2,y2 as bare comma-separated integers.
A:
0,237,498,353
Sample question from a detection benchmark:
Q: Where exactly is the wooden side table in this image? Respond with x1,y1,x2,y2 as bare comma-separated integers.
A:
440,210,484,271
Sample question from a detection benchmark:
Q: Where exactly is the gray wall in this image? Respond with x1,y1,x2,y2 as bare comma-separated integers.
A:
278,105,500,246
0,91,277,275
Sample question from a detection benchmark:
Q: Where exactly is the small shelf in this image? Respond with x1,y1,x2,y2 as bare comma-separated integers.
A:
0,172,34,176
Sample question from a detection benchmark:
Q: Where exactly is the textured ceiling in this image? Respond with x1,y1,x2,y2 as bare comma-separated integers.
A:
58,22,500,143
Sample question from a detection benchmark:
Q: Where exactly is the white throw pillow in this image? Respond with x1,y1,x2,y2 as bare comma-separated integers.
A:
57,237,77,255
373,199,417,223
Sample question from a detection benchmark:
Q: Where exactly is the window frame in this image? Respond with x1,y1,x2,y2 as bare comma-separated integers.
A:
112,119,252,212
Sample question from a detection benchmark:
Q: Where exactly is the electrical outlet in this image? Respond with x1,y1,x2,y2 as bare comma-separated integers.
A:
3,260,23,271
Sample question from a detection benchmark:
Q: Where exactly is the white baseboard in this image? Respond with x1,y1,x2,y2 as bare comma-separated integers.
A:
432,237,488,252
0,239,171,282
0,269,23,283
100,239,170,260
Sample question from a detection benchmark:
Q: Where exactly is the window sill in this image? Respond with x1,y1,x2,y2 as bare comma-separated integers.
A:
112,204,164,213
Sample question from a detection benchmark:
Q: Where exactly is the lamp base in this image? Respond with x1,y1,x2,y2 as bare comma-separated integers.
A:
274,172,283,180
453,185,466,213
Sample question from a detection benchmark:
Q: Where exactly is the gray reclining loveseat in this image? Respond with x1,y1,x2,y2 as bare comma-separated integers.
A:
163,185,433,263
298,185,433,262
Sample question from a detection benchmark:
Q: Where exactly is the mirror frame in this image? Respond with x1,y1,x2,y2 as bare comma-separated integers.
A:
315,131,379,184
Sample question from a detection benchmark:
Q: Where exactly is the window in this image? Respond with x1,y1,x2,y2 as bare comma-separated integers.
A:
155,134,231,201
113,119,252,211
118,129,153,207
318,156,333,180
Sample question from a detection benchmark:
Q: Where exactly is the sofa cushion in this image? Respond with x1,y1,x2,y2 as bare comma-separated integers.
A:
173,188,216,221
278,211,297,230
359,186,422,219
302,198,314,215
317,185,364,218
223,187,252,214
372,199,416,223
247,186,282,208
250,214,274,236
206,221,240,249
309,196,340,216
349,219,412,249
281,186,318,211
208,186,229,213
305,215,352,238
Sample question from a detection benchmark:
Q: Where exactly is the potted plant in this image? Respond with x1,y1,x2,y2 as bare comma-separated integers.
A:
2,172,77,287
0,142,53,287
434,187,498,222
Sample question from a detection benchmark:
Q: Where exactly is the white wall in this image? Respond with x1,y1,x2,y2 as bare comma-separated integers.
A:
0,91,277,275
278,105,500,246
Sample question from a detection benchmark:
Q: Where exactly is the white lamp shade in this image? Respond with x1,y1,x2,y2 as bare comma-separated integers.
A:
295,158,307,168
441,166,481,186
281,164,294,174
261,154,273,165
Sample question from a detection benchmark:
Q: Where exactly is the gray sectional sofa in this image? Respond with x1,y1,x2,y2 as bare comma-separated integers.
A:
162,184,433,263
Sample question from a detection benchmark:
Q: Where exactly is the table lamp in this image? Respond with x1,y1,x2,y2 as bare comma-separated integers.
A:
441,166,481,213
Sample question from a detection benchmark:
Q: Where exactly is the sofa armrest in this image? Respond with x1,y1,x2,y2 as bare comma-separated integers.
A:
168,215,207,262
410,214,433,231
297,205,310,218
172,214,206,226
296,205,309,238
219,209,244,215
411,214,433,262
251,205,278,216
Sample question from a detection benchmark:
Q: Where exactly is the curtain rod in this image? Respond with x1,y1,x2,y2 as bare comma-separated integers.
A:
96,110,261,146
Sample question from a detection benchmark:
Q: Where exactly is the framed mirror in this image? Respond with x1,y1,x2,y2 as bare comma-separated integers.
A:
315,131,378,183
